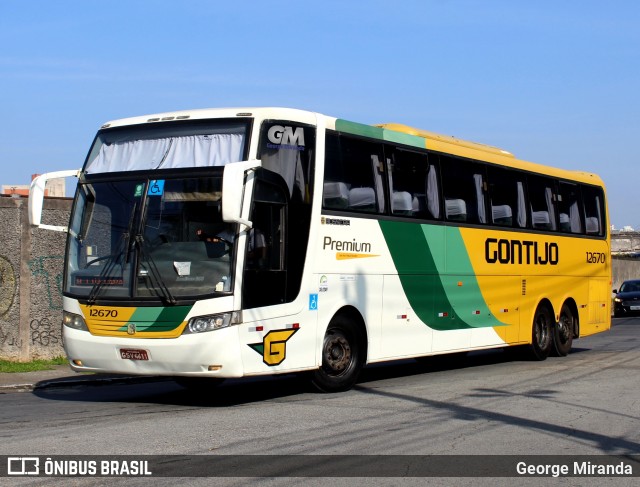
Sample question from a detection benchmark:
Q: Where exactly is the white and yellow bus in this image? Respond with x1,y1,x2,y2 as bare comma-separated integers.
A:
30,107,610,392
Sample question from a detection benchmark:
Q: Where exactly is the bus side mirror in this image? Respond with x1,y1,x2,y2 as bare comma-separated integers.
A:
222,160,261,229
29,169,80,232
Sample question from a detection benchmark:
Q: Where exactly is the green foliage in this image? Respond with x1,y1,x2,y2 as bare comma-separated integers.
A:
0,356,67,373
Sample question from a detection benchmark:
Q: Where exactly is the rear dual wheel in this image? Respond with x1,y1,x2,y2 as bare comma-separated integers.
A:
552,304,574,357
530,304,553,360
530,302,574,360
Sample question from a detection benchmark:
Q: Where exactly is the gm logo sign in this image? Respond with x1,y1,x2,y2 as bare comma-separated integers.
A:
266,125,305,150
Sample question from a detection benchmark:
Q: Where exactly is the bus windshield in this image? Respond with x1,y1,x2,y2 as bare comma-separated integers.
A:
84,120,249,174
65,176,235,302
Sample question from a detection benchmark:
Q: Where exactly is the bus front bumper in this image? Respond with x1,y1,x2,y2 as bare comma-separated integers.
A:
62,326,244,378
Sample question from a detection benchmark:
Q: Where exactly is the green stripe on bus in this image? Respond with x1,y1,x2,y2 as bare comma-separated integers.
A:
335,119,426,150
335,119,384,138
117,305,192,333
155,306,192,322
379,221,505,331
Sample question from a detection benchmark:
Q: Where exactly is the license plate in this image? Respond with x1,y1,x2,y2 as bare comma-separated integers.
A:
631,306,640,311
119,348,149,360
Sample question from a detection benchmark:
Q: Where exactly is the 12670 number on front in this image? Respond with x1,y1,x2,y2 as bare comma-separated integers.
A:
88,308,118,318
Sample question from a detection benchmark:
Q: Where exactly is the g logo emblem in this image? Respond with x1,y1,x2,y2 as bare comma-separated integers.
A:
248,328,298,366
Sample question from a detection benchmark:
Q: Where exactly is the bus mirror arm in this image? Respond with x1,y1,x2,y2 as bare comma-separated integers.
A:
222,160,262,229
28,169,80,232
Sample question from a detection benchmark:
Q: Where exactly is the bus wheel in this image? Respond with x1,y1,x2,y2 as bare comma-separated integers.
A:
530,304,553,361
312,316,365,392
552,304,574,357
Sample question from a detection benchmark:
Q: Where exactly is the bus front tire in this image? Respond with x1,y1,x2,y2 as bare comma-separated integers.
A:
552,304,574,357
311,316,366,393
530,304,553,361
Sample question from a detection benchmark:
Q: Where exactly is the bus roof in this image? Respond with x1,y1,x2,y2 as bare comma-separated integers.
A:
97,107,605,189
376,123,515,158
373,122,605,188
98,107,319,129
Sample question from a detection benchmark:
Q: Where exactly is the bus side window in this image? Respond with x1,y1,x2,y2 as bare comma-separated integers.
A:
440,155,487,224
323,132,386,214
388,149,441,220
486,166,527,228
528,175,558,231
257,121,316,203
557,182,583,234
582,185,605,236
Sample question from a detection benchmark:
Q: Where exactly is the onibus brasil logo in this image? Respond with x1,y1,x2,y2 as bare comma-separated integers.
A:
248,329,298,366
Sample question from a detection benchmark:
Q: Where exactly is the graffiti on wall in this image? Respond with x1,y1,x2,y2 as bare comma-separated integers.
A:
28,255,64,350
0,255,21,349
28,255,64,311
0,327,22,349
1,254,65,353
0,255,16,317
30,318,60,347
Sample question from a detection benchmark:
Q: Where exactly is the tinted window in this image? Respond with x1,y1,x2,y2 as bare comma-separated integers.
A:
582,185,605,236
258,121,316,203
323,133,386,214
557,182,583,234
487,166,527,228
389,149,441,219
528,175,557,231
440,155,487,224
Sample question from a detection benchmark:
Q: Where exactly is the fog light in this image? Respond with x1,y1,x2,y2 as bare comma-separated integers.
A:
72,359,83,366
208,365,222,371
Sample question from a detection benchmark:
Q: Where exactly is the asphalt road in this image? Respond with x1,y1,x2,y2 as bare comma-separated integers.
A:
1,317,639,486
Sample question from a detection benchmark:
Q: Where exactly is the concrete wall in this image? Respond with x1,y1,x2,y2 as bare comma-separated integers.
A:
611,232,640,254
0,196,71,360
1,194,639,360
612,256,640,292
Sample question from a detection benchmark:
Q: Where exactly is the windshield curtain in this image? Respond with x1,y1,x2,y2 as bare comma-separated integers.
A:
65,176,235,302
84,120,248,174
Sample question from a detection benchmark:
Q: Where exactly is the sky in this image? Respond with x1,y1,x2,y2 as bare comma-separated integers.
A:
1,0,639,229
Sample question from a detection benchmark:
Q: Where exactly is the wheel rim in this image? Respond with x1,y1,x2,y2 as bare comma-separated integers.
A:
535,312,550,348
557,312,572,345
322,330,353,376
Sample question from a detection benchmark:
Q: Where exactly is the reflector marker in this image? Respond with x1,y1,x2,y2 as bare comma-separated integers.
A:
438,312,448,318
254,323,299,332
396,314,408,319
500,309,509,313
473,310,481,315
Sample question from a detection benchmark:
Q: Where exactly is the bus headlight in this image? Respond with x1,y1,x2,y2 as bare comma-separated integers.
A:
184,312,241,334
63,311,88,331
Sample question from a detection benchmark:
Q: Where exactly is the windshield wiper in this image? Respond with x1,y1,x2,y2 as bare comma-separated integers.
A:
86,233,127,305
87,203,137,305
135,234,177,305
